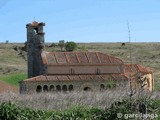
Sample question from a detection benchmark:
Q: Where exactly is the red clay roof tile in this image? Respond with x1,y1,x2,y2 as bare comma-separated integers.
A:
124,64,152,75
23,74,128,82
26,51,152,83
41,51,124,65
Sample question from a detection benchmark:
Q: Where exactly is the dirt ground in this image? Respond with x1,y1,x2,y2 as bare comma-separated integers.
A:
0,80,18,93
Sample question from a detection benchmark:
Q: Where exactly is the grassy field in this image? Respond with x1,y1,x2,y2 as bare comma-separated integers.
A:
0,73,27,86
0,42,160,90
1,42,160,119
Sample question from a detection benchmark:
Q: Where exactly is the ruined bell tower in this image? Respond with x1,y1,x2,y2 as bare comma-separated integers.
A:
26,21,45,78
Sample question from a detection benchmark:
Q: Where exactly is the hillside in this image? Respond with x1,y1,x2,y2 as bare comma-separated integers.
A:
0,42,160,91
0,80,18,93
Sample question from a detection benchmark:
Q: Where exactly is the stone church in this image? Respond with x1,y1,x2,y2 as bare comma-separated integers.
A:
20,21,154,94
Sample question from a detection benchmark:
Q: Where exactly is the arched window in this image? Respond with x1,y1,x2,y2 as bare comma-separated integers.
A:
36,85,42,93
68,85,74,91
56,85,61,91
49,85,54,92
43,85,48,92
83,87,91,91
100,84,105,90
62,85,67,91
33,28,38,34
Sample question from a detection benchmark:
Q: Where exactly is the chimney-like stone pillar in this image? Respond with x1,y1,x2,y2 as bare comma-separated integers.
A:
26,21,45,78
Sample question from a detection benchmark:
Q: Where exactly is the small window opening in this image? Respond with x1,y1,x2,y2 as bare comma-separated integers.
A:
49,85,54,92
83,87,91,91
96,68,100,74
56,85,61,91
70,68,75,74
69,85,74,91
36,85,42,93
100,84,105,90
62,85,67,91
33,28,38,34
43,85,48,92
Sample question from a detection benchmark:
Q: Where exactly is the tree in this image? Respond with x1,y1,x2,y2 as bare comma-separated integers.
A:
65,41,77,51
58,40,65,51
5,40,9,44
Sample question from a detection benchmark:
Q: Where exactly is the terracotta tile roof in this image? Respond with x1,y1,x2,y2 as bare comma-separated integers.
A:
41,51,124,65
23,74,128,83
24,51,152,83
124,64,152,75
32,21,39,26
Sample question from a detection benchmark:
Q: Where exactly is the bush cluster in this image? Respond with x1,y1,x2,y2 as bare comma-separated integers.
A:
0,98,160,120
0,102,105,120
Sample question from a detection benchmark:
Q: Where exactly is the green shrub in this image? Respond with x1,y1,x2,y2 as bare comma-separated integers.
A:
65,41,77,51
104,97,160,120
0,102,106,120
0,98,159,120
0,102,50,120
106,79,116,89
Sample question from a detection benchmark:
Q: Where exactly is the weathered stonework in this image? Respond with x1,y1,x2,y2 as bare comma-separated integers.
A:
20,21,154,94
21,74,129,94
26,21,45,78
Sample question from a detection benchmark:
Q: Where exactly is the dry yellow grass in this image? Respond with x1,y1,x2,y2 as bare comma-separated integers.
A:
0,90,159,110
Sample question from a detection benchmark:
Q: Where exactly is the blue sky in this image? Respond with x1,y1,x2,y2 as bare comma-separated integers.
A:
0,0,160,43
